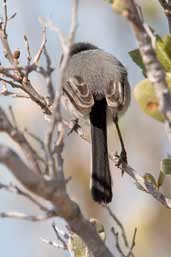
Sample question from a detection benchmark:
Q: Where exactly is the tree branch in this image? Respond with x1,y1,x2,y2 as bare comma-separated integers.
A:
0,107,41,174
118,0,171,143
0,144,115,257
66,120,171,209
0,211,54,221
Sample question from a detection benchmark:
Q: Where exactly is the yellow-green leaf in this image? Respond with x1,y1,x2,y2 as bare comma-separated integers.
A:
129,34,171,72
129,49,144,71
161,158,171,175
112,0,127,14
163,35,171,58
157,170,165,188
144,173,157,187
157,158,171,188
156,36,171,72
134,73,171,122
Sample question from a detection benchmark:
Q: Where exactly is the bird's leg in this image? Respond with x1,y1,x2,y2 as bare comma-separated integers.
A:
113,116,127,174
67,118,80,136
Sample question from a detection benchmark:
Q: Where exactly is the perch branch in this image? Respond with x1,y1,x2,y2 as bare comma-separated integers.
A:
67,119,171,209
0,144,115,257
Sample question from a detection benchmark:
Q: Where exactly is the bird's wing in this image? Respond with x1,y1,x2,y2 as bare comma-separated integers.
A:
106,78,127,110
63,76,94,114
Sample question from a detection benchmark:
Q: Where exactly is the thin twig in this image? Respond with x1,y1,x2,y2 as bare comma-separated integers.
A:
24,35,32,66
0,107,42,174
127,228,137,257
24,128,45,151
52,222,68,250
111,227,125,257
0,0,15,65
41,237,68,250
103,205,129,247
8,12,17,22
8,105,17,128
33,27,47,65
0,182,50,212
43,47,55,103
104,206,136,256
0,211,54,221
3,0,8,36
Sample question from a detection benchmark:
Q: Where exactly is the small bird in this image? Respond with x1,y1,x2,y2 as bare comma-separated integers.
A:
61,42,130,204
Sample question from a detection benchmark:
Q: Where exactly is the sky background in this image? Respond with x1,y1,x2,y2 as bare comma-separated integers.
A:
0,1,171,257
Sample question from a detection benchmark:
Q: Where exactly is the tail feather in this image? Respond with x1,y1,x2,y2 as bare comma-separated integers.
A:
89,98,112,204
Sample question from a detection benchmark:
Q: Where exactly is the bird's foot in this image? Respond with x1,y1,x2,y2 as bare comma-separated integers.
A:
67,119,80,136
115,149,127,175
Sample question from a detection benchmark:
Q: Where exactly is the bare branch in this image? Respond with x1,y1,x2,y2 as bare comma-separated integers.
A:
0,84,30,98
24,128,45,151
0,144,115,257
104,205,129,247
24,35,32,66
127,228,137,257
8,105,17,128
113,155,171,208
111,227,126,257
43,47,55,103
0,0,16,65
8,12,17,22
69,0,79,42
41,237,68,250
71,122,171,209
33,28,47,65
0,1,117,257
3,0,8,36
52,222,68,250
0,107,41,174
0,4,51,114
111,226,137,257
20,77,51,114
0,211,53,221
0,144,66,201
0,182,49,212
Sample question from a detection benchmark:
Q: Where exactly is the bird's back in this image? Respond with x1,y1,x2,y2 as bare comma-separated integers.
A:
63,49,127,99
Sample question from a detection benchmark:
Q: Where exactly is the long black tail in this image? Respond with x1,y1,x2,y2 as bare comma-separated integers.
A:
89,98,112,204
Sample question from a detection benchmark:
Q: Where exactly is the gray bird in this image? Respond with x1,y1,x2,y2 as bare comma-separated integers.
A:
61,42,131,204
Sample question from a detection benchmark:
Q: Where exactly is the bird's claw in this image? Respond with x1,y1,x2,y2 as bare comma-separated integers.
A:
67,119,80,136
115,150,127,175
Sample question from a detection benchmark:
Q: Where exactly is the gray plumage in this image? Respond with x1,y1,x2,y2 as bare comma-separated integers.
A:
62,42,131,203
62,48,130,118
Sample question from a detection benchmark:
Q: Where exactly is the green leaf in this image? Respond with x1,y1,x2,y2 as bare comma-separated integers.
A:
156,36,171,72
105,0,113,3
161,158,171,175
157,158,171,188
129,34,171,72
129,49,145,71
112,0,127,13
163,34,171,58
157,170,165,188
134,73,171,123
144,173,157,187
